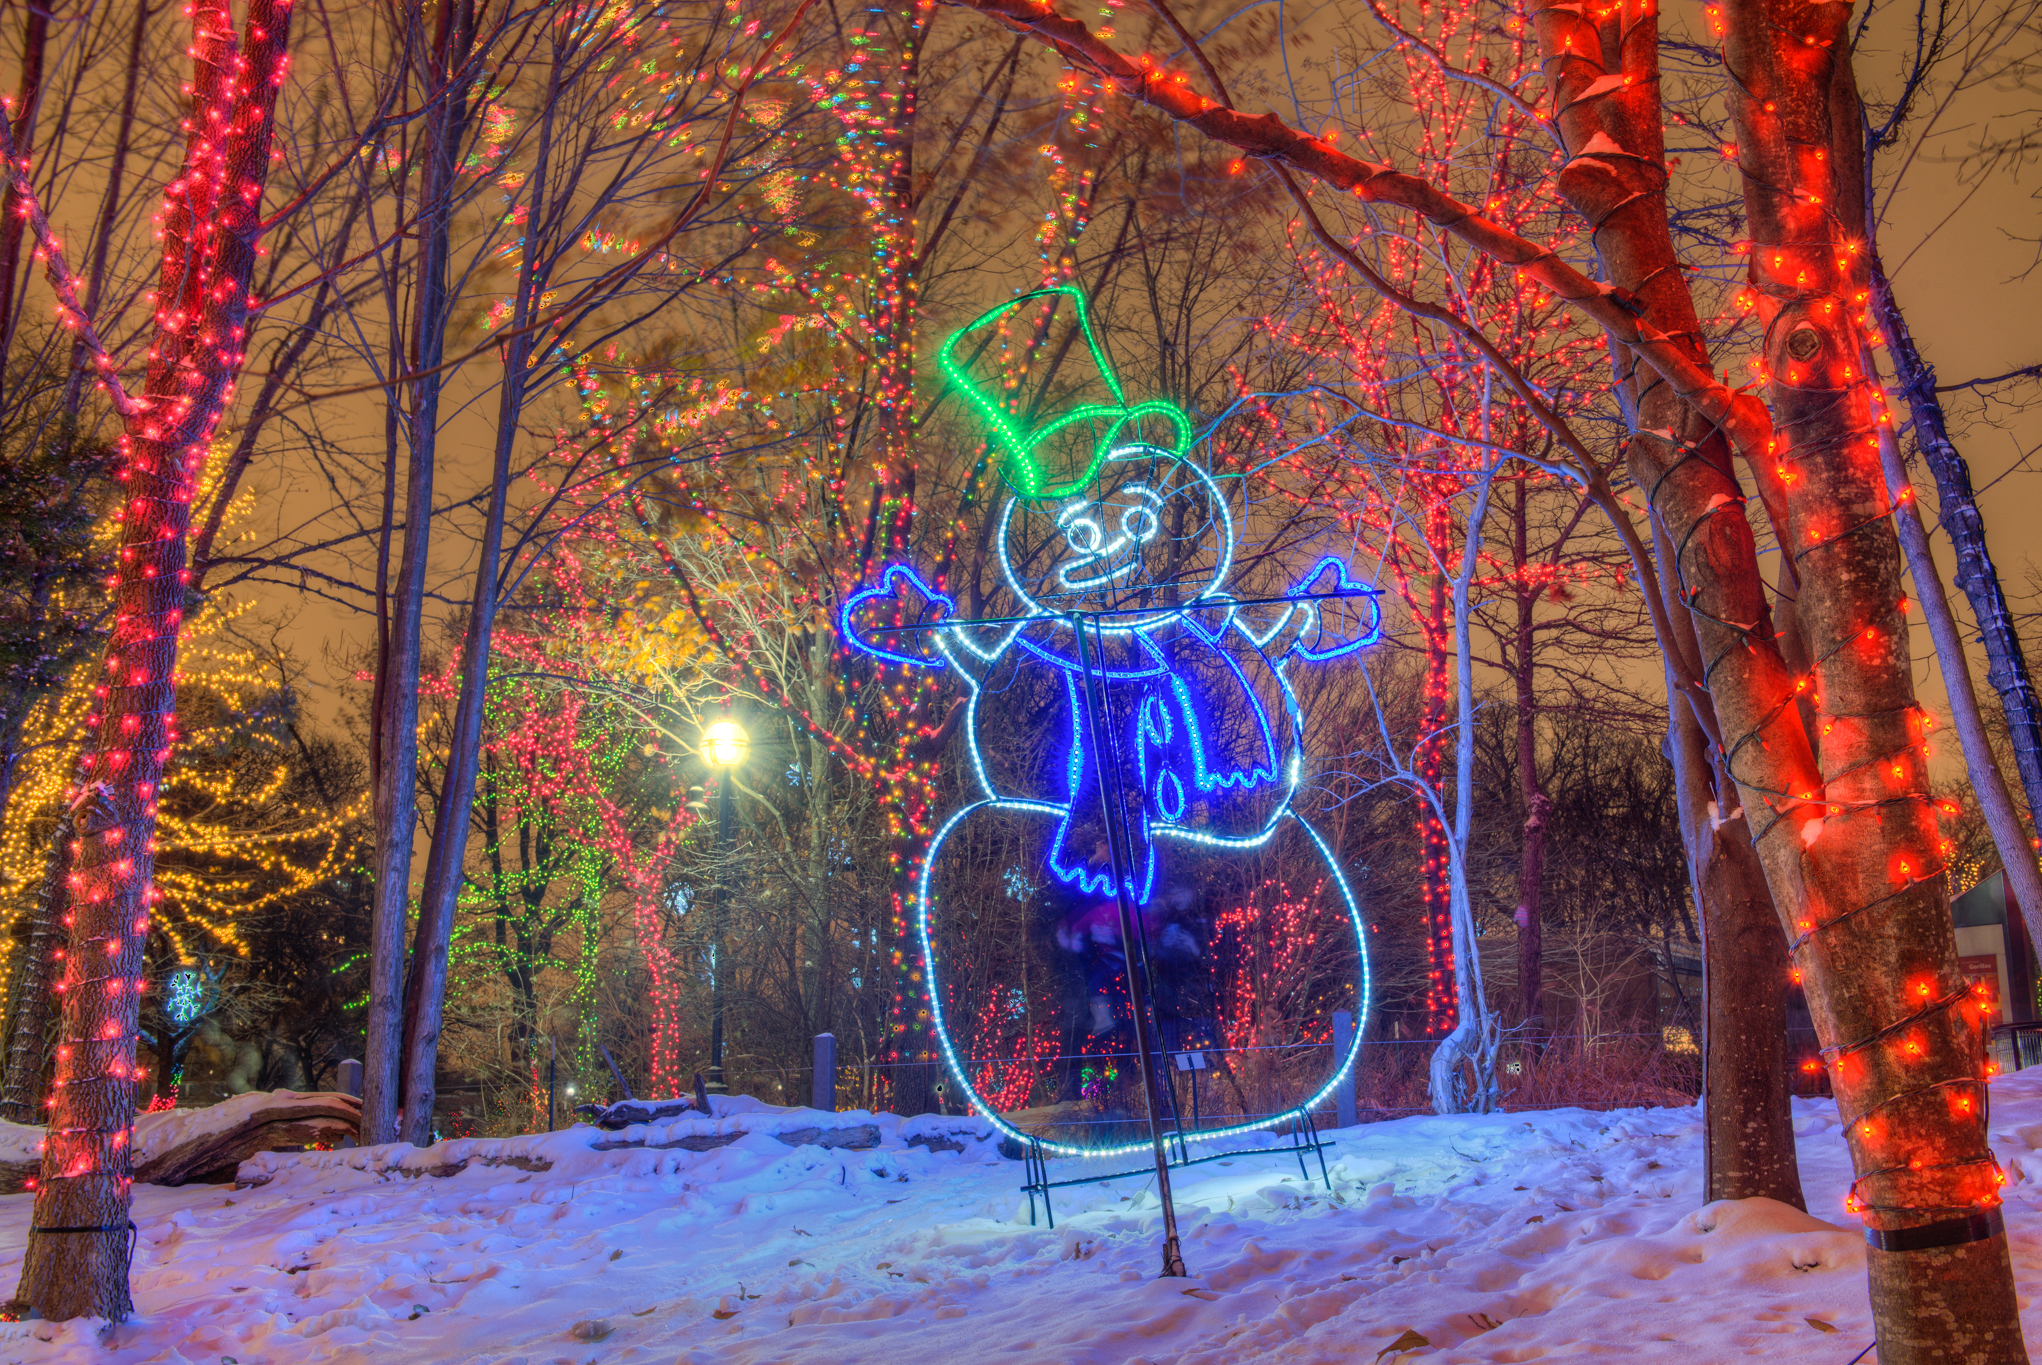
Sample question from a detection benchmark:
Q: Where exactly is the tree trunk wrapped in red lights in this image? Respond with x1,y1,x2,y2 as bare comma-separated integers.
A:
1414,538,1455,1036
933,0,2025,1352
1718,0,2020,1352
1527,0,1805,1209
8,0,292,1323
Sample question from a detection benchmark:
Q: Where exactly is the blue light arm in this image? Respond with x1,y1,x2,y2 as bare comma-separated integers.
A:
839,565,957,670
1277,557,1384,664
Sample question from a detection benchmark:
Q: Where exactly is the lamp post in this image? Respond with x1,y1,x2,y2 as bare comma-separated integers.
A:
702,716,748,1094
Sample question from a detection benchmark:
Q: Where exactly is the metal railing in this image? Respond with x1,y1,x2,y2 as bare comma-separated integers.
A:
1995,1021,2042,1072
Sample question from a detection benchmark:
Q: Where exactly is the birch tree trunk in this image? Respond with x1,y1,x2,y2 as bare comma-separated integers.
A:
1867,256,2042,843
1867,382,2042,989
363,0,477,1149
1429,473,1500,1115
10,0,291,1320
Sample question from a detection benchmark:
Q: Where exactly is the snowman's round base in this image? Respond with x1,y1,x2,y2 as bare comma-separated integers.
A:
915,800,1371,1159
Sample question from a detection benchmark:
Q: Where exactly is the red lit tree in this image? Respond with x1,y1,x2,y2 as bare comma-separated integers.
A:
929,0,2028,1351
1,0,293,1321
1234,6,1622,1087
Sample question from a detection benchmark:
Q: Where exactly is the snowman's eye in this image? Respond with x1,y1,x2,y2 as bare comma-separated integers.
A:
1060,515,1105,555
1120,504,1160,544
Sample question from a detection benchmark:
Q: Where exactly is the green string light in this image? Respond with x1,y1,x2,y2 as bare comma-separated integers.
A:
936,285,1193,499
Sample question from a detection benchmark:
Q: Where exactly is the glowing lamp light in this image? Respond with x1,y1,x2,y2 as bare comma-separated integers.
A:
702,718,749,769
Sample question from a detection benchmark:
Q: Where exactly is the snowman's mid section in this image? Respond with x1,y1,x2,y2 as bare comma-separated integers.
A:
842,438,1380,1150
845,443,1374,897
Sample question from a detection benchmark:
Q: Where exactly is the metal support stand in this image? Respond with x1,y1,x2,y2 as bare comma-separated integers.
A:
1018,1103,1333,1228
1072,615,1185,1278
1022,1137,1055,1229
1291,1105,1331,1186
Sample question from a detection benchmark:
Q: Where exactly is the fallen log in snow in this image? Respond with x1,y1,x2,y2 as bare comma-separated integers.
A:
583,1096,701,1130
135,1090,362,1186
0,1089,361,1193
590,1121,882,1154
229,1099,1007,1189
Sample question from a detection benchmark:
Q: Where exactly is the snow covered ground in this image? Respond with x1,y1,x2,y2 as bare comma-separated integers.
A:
8,1073,2042,1364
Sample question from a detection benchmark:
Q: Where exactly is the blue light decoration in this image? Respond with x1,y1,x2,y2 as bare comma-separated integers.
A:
166,966,206,1027
840,287,1382,1160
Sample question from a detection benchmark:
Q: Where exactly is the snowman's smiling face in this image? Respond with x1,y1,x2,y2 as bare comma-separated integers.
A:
999,445,1233,628
1052,484,1164,593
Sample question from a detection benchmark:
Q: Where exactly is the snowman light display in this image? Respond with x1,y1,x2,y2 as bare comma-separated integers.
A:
842,287,1380,1156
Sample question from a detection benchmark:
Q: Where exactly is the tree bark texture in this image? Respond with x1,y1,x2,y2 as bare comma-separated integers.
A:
1691,747,1805,1208
0,812,73,1125
1544,0,2021,1340
1655,551,1804,1207
1532,0,1807,1207
13,0,291,1322
1721,0,2024,1352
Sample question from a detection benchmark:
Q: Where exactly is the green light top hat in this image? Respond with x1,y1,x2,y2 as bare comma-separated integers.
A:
937,285,1193,500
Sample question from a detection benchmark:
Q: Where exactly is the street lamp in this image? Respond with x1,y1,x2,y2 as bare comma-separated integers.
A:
702,716,747,1095
703,717,749,768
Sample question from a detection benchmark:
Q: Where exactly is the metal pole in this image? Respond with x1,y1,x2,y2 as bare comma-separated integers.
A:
600,1042,635,1101
1332,1009,1357,1128
813,1032,837,1112
709,772,732,1093
547,1034,556,1132
1071,614,1187,1278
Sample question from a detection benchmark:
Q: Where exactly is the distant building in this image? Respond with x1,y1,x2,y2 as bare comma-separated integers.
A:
1953,871,2037,1073
1952,870,2036,1025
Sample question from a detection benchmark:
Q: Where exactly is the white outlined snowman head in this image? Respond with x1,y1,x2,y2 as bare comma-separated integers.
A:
995,443,1235,630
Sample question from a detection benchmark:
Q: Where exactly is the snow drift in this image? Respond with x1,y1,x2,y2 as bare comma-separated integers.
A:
5,1074,2042,1361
